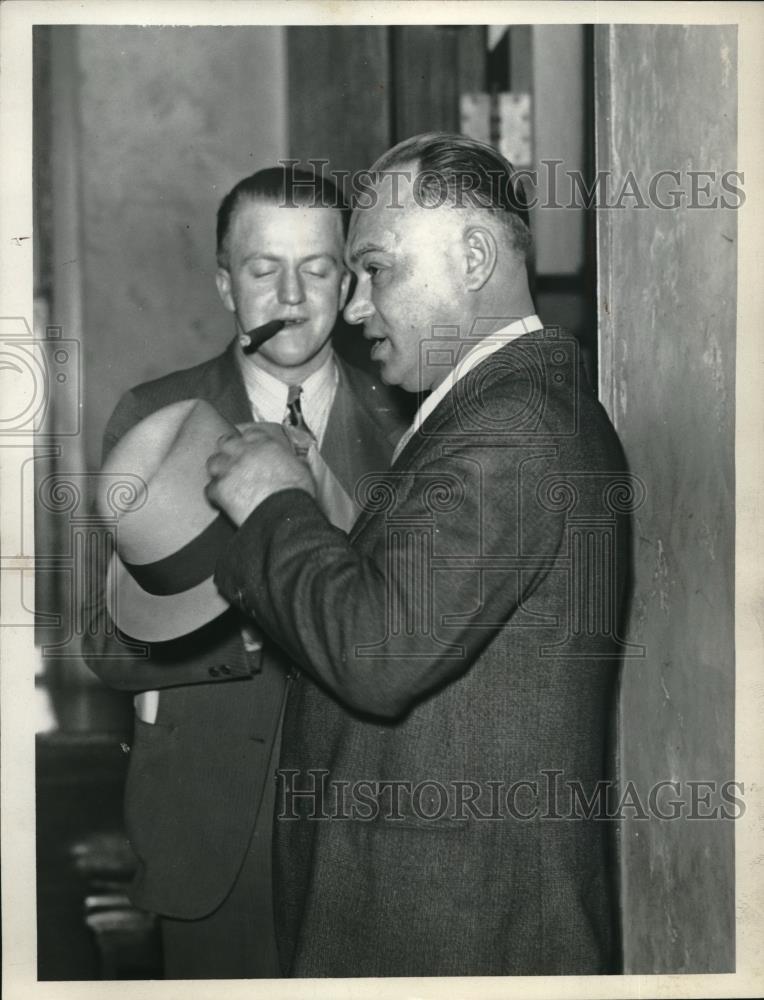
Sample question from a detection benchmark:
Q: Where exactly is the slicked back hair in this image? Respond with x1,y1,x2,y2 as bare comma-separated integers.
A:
370,133,532,259
216,165,349,269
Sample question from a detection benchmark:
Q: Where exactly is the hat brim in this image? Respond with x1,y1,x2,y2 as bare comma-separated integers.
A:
106,551,230,643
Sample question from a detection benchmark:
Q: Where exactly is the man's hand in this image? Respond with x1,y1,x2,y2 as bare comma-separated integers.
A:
206,422,316,526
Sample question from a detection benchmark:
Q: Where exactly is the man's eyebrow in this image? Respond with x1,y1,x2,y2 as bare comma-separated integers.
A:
300,253,338,265
241,253,281,265
347,242,387,264
241,252,338,265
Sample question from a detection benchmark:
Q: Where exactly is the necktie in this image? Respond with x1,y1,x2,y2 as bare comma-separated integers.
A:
284,385,314,457
285,384,310,433
282,384,359,532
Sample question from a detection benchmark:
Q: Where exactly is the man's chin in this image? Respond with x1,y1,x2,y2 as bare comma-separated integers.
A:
257,332,333,370
377,363,412,393
375,362,393,386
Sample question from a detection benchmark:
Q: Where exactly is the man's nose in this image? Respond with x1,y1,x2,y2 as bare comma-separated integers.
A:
278,267,306,305
343,281,375,325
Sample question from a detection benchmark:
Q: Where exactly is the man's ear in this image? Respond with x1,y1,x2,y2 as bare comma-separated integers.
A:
338,269,352,311
463,226,498,292
216,268,235,313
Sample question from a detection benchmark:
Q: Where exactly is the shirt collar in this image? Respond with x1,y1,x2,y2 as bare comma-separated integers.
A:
392,314,544,465
237,347,338,442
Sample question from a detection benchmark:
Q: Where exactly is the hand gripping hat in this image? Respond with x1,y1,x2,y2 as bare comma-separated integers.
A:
98,398,237,642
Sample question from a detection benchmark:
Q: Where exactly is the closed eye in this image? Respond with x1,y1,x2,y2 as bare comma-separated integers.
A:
365,262,387,282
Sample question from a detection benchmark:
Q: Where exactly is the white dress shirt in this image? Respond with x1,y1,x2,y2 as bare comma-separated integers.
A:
392,314,544,465
238,349,338,448
137,350,340,725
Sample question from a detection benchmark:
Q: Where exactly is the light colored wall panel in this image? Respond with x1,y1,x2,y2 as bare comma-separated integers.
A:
77,26,287,467
596,24,736,972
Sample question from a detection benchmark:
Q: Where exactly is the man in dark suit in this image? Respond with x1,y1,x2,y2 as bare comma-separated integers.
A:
208,135,631,977
81,166,408,978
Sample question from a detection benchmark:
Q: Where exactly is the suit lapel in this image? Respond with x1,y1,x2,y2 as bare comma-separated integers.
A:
321,359,394,497
349,333,551,537
208,347,401,507
339,359,412,450
387,330,557,473
204,339,253,425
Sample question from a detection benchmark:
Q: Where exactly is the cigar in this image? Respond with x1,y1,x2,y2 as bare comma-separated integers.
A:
240,319,286,355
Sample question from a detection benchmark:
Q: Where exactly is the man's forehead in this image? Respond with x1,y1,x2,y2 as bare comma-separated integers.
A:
347,203,388,245
234,199,342,227
347,192,412,257
367,160,419,200
347,192,458,263
231,199,344,248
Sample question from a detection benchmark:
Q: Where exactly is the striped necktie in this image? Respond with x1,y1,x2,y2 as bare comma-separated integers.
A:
282,383,359,532
284,384,314,457
285,384,311,435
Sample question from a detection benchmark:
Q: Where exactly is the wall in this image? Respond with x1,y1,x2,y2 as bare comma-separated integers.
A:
286,25,484,371
596,25,737,972
528,25,594,381
75,27,287,468
288,27,391,181
287,26,485,181
532,25,586,276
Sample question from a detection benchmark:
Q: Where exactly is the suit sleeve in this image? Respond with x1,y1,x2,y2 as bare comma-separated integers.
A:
80,390,259,692
214,428,566,719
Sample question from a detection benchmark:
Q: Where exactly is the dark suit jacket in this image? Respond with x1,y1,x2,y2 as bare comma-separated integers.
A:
81,338,407,920
215,329,630,976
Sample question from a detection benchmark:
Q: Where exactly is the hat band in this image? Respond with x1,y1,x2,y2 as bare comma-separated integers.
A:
122,514,234,596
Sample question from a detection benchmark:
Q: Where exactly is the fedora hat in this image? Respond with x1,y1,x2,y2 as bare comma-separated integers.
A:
98,398,237,642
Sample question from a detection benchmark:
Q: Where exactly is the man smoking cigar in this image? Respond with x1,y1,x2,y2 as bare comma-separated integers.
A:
81,165,407,978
